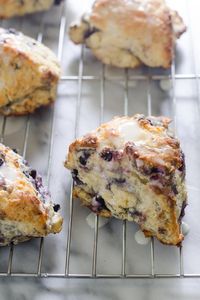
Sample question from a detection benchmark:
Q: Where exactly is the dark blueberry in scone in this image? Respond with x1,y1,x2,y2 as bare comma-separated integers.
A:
54,0,63,5
53,204,61,212
78,150,92,166
29,169,37,179
113,178,126,185
0,143,63,246
100,149,113,161
72,169,84,185
83,27,100,40
12,148,18,154
65,114,187,246
0,158,4,167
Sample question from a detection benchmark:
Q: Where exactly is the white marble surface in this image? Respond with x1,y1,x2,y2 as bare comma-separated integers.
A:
0,0,200,299
0,277,200,300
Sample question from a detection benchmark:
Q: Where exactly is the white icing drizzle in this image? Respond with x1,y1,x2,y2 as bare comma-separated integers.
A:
0,164,18,184
160,79,171,91
182,221,190,236
117,120,152,146
86,212,110,229
124,0,149,11
135,229,150,245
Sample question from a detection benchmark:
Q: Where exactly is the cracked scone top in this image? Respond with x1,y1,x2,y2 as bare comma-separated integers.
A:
0,28,61,115
69,0,186,68
65,114,187,245
0,143,63,246
0,0,63,19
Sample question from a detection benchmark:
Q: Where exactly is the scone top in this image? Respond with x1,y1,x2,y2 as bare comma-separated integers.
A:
67,114,185,177
0,28,60,78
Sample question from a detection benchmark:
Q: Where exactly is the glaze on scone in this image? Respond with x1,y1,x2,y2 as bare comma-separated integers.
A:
65,114,187,246
0,0,63,19
0,144,63,246
0,28,61,115
69,0,186,68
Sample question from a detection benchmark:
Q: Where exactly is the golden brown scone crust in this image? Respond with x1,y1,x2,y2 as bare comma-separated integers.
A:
0,28,61,116
69,0,186,68
0,0,59,19
0,143,63,246
65,114,187,246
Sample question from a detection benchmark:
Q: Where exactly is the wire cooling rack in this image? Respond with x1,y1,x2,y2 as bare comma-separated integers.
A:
0,0,199,278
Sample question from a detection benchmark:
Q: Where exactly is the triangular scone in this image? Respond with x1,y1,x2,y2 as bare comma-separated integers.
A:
65,115,187,245
0,143,62,246
0,0,63,19
0,28,61,116
69,0,186,68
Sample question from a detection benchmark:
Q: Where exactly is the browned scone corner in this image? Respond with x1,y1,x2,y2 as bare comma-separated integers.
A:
0,0,63,19
0,143,63,246
0,28,61,116
65,114,187,246
69,0,186,69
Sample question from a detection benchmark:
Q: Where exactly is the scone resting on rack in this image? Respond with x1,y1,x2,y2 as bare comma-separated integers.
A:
0,28,61,116
0,143,63,246
0,0,63,19
69,0,186,68
65,114,187,246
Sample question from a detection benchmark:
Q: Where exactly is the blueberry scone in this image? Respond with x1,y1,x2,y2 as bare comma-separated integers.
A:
0,0,63,19
69,0,186,68
0,28,61,116
65,115,187,245
0,143,63,246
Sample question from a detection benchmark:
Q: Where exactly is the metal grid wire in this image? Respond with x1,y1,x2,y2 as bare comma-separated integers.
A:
0,0,199,278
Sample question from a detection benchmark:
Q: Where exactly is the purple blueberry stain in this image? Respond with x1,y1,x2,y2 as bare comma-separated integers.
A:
150,174,159,181
130,210,146,223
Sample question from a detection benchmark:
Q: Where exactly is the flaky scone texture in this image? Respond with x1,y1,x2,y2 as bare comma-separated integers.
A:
65,114,187,246
0,0,63,19
0,143,63,246
0,28,61,116
69,0,186,68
